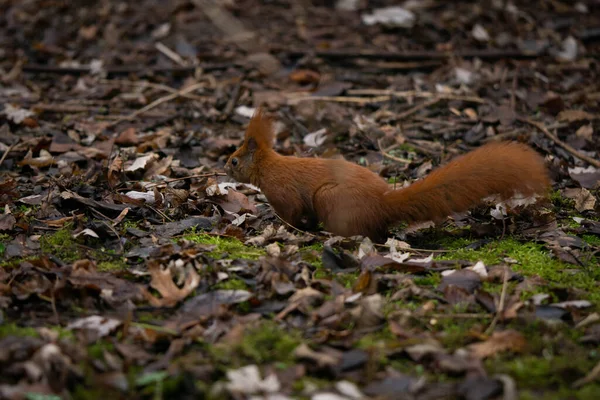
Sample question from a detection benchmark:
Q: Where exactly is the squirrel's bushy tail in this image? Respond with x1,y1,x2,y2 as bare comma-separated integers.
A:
383,142,550,224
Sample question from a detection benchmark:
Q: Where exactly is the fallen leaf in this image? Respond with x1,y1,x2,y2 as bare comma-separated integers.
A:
67,315,122,338
468,330,526,359
557,109,596,122
225,365,281,394
304,128,328,147
125,154,156,172
18,149,55,167
115,127,140,145
563,188,596,212
108,155,123,187
144,261,200,307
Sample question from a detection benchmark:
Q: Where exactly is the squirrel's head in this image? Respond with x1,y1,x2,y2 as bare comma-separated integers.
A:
225,108,274,185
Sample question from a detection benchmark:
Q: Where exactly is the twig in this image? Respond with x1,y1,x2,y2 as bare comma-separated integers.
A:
155,42,188,66
22,63,236,76
485,265,510,335
520,117,600,168
108,82,206,127
426,313,493,319
221,80,243,119
347,89,486,104
32,103,101,113
372,242,451,253
293,95,392,104
0,139,19,168
143,172,227,189
274,213,316,237
510,68,518,111
377,138,412,164
397,98,441,120
278,48,546,61
99,79,209,101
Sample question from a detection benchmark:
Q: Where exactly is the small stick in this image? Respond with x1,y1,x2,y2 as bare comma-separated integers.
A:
0,139,19,167
274,213,316,237
293,95,392,104
520,117,600,168
510,69,518,111
22,63,236,75
99,79,209,101
397,98,441,120
143,172,227,188
377,138,412,164
108,82,205,127
427,313,492,319
155,42,188,67
348,89,486,104
485,265,510,335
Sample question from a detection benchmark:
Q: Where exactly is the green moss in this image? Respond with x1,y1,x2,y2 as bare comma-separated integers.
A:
88,341,114,360
0,323,40,338
413,274,441,287
181,233,264,260
214,278,249,290
336,272,360,288
209,321,301,366
40,226,80,262
240,321,301,364
582,234,600,246
97,260,128,272
550,190,574,208
437,238,600,304
122,219,141,230
487,354,599,392
300,243,323,268
25,394,62,400
355,326,395,350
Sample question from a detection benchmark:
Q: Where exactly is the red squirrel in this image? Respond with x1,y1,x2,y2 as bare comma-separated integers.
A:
224,109,550,242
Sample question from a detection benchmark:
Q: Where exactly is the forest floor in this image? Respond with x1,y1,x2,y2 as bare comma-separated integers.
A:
1,0,600,399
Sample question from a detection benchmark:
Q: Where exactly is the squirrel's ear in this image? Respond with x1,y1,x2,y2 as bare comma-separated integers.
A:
246,137,258,151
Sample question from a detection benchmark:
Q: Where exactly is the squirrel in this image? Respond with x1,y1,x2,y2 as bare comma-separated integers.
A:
224,108,550,242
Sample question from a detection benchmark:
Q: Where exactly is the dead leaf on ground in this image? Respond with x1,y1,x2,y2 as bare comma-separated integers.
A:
144,260,200,307
467,330,526,359
557,109,596,122
563,188,597,212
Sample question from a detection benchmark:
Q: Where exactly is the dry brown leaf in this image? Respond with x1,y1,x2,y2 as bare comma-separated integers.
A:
108,155,123,187
557,109,596,122
467,329,526,359
564,188,597,212
115,127,140,146
145,261,200,307
289,69,320,85
18,149,55,167
294,343,340,367
576,124,594,140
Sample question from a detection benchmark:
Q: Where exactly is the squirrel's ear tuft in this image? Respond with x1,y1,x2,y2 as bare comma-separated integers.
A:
247,137,258,151
245,107,274,149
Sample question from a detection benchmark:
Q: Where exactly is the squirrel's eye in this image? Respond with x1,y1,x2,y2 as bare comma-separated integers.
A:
231,157,239,167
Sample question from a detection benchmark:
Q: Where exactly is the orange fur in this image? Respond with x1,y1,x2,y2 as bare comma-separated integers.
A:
224,109,550,241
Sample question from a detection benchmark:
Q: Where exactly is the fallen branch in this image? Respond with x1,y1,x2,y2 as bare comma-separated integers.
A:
520,117,600,168
397,98,441,120
99,79,209,102
278,48,545,61
347,89,486,104
107,82,206,127
22,63,237,76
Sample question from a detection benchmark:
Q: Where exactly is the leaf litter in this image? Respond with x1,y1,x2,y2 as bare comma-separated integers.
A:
1,0,600,398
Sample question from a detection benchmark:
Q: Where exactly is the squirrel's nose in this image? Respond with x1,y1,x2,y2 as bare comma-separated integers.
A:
224,163,231,175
